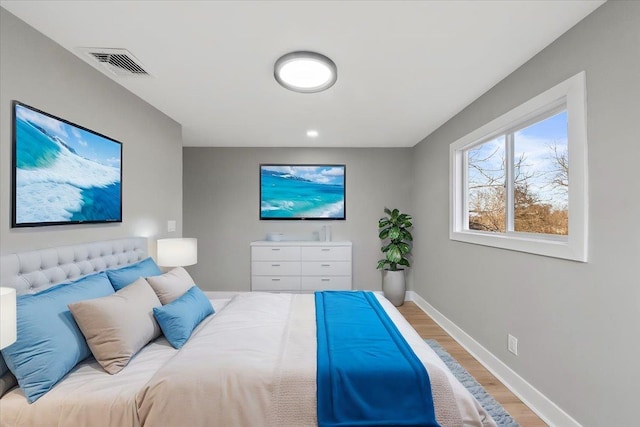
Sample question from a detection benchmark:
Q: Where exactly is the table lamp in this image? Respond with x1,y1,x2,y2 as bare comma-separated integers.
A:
157,238,198,267
0,287,17,349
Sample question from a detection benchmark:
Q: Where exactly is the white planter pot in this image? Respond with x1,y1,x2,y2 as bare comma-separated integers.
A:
382,269,406,307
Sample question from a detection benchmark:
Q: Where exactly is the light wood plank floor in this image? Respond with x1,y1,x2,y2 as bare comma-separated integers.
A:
397,302,547,427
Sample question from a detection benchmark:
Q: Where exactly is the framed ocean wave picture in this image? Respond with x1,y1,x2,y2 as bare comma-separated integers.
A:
11,101,123,227
260,164,346,220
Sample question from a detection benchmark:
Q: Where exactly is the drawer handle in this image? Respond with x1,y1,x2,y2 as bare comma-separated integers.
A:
321,264,331,267
272,264,281,267
321,248,331,252
321,278,331,282
271,248,281,251
271,278,281,282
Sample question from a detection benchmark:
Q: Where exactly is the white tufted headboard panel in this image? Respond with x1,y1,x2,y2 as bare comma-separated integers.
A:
0,238,148,296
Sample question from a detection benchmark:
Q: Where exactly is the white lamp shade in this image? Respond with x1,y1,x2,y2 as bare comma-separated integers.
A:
157,238,198,267
0,287,17,349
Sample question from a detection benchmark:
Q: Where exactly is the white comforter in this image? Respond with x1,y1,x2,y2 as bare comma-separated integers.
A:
0,338,176,427
138,293,495,427
0,294,495,427
0,300,230,427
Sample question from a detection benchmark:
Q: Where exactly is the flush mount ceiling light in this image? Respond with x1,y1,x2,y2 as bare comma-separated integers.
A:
274,51,337,93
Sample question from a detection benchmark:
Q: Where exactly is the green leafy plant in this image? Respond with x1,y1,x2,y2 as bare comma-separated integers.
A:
377,207,413,271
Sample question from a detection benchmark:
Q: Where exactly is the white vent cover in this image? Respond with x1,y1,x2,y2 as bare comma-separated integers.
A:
78,48,150,77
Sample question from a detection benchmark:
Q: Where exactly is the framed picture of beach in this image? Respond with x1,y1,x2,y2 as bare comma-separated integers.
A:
260,164,346,220
11,101,123,227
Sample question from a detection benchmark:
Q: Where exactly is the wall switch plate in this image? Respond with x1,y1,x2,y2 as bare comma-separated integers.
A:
167,220,176,232
508,334,518,355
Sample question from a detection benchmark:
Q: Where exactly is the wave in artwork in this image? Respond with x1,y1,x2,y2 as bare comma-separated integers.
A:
260,165,345,219
13,103,122,226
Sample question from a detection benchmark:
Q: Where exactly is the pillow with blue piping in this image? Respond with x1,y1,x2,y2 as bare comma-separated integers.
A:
153,286,214,349
0,272,114,403
106,257,161,291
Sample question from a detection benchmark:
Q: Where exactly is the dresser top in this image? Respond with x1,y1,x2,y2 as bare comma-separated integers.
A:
251,240,352,247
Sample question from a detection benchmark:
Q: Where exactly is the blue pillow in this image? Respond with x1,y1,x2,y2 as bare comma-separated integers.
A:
106,257,161,291
153,286,214,349
0,272,114,403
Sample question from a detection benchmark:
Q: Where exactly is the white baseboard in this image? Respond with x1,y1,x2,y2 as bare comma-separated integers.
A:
406,290,581,427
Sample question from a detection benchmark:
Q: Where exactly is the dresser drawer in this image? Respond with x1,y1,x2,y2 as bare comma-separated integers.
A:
301,276,351,291
251,246,300,261
252,276,301,291
301,246,351,261
251,242,352,293
252,261,301,276
301,261,351,276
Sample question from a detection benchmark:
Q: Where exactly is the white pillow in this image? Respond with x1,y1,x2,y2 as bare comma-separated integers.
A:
68,277,162,374
146,267,195,305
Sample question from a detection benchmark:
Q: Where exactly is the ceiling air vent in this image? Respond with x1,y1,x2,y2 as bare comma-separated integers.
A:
78,48,150,77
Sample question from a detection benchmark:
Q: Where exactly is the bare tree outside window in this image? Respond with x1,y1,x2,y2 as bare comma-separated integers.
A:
467,111,568,235
467,136,506,232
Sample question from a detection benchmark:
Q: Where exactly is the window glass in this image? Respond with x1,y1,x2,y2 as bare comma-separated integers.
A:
513,111,568,235
467,136,506,233
449,72,587,261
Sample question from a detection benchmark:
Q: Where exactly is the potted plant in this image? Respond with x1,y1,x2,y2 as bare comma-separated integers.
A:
377,207,413,306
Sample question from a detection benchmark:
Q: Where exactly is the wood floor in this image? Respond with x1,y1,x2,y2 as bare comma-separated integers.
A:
397,301,547,427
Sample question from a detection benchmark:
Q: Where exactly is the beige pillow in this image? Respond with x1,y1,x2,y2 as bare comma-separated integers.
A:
68,277,161,374
146,267,195,305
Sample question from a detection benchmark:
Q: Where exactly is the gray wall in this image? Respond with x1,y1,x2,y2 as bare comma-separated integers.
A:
4,3,636,424
411,2,639,426
0,9,183,255
183,147,413,292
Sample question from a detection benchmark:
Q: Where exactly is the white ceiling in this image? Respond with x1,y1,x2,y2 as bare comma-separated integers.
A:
1,1,604,148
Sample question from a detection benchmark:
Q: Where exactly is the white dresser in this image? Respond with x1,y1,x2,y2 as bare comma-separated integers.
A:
250,241,352,293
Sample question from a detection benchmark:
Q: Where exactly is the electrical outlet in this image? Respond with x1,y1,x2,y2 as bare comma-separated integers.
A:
508,334,518,355
167,220,176,232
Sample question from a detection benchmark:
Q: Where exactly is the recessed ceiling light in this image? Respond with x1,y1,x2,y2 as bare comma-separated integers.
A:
307,130,319,137
274,51,337,93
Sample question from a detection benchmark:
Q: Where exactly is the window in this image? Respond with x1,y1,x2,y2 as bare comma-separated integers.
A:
450,72,588,261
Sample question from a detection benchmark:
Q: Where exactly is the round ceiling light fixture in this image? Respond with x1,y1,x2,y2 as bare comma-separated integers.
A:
274,51,337,93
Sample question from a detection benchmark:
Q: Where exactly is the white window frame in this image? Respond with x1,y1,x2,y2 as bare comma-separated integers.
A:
450,72,588,262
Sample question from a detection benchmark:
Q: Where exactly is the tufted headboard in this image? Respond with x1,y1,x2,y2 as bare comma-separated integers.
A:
0,238,148,296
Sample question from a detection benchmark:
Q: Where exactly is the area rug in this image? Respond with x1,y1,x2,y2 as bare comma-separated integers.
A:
425,339,519,426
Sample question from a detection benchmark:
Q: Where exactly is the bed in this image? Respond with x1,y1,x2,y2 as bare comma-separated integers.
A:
0,238,496,427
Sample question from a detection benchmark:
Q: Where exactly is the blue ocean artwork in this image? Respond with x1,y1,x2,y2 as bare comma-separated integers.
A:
260,165,345,219
14,104,122,225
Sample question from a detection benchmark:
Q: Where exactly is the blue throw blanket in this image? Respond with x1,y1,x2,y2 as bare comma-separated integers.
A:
315,291,440,427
